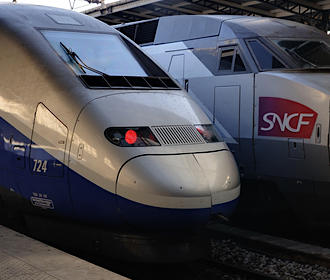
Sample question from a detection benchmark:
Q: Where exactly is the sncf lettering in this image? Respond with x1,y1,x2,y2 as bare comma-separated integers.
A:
258,97,318,139
261,113,314,133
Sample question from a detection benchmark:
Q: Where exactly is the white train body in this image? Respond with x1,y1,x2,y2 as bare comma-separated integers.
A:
116,15,330,225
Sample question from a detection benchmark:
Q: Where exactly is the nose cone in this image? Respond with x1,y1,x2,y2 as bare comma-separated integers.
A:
194,150,240,215
116,151,240,230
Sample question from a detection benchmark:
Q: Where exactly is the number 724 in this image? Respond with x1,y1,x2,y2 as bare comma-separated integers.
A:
33,159,48,173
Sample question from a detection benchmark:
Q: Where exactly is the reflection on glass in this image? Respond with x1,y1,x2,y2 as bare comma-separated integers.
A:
248,40,285,70
42,30,169,79
273,39,330,69
219,49,234,71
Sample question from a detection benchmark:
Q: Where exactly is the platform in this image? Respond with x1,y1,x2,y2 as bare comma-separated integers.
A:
0,225,129,280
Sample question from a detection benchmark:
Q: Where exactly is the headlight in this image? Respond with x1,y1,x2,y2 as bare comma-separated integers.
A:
105,127,160,147
195,124,222,143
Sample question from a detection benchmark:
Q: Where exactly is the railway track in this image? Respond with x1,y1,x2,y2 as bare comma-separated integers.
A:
81,257,281,280
68,223,330,280
204,259,281,280
207,222,330,280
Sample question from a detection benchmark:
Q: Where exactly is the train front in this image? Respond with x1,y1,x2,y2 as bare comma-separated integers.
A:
44,25,240,259
70,88,240,230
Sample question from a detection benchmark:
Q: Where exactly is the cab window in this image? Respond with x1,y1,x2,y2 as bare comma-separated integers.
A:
272,39,330,69
218,46,247,74
247,39,285,70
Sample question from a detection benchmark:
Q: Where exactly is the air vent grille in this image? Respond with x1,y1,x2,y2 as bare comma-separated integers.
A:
152,125,205,145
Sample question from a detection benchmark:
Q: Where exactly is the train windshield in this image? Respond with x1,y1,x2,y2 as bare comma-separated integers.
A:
272,39,330,69
42,30,168,78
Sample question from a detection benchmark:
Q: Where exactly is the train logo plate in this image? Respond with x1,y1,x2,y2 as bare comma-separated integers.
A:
258,97,318,138
31,196,54,209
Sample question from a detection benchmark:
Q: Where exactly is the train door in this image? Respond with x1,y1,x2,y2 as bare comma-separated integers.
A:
168,54,185,87
25,103,72,216
213,45,255,175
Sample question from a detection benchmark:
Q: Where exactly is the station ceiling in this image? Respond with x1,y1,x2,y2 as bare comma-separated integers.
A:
84,0,330,32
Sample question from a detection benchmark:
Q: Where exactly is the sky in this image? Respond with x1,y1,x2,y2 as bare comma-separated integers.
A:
0,0,114,12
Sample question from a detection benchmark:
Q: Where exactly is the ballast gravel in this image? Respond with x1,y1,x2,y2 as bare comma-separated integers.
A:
211,239,330,280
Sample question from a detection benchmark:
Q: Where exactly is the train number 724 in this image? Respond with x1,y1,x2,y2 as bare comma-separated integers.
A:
33,159,48,173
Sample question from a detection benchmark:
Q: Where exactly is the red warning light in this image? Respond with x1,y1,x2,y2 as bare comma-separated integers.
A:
125,129,137,144
196,127,205,136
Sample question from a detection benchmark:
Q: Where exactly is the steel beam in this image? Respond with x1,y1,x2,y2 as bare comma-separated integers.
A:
86,0,330,32
257,0,321,19
186,0,273,16
85,0,161,17
155,2,200,14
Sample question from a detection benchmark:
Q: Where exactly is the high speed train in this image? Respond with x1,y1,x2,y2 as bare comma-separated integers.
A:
116,15,330,227
0,5,240,261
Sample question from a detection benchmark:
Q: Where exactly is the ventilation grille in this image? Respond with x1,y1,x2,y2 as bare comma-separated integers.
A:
152,125,205,145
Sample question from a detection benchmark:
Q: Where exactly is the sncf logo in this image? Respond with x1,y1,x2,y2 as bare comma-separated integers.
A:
258,97,318,138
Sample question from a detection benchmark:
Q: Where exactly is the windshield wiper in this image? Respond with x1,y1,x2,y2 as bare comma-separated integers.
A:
59,42,178,89
60,42,106,76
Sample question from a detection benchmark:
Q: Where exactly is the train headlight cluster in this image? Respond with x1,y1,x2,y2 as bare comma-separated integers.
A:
105,127,160,147
195,124,222,143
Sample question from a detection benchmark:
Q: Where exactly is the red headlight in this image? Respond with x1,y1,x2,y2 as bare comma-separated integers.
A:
105,127,160,147
195,124,222,143
125,129,138,144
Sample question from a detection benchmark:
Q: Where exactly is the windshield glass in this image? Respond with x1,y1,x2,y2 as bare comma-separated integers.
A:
246,39,286,70
42,30,166,77
272,39,330,69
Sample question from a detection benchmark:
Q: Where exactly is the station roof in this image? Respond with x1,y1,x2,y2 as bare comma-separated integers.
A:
84,0,330,32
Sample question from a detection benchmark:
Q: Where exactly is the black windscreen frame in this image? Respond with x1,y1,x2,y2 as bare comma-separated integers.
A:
122,37,168,78
118,19,159,45
135,20,159,45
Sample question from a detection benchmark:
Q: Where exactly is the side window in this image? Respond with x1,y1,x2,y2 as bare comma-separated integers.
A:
117,19,159,45
218,46,247,74
234,53,246,72
219,49,234,71
247,39,285,70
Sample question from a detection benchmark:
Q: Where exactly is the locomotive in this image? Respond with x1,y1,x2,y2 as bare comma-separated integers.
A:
0,5,240,261
116,15,330,227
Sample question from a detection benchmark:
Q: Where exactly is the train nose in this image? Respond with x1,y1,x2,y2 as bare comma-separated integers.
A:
194,151,240,216
116,150,240,230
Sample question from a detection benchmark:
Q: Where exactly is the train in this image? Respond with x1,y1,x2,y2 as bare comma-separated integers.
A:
115,15,330,227
0,5,240,261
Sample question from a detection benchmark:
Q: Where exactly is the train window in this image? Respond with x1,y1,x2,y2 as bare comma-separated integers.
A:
234,53,246,72
247,40,285,70
117,20,159,45
272,39,330,69
117,25,136,41
219,49,234,71
135,20,159,45
218,46,247,73
41,30,168,79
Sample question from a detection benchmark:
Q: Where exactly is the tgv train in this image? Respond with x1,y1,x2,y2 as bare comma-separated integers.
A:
0,5,240,260
116,15,330,226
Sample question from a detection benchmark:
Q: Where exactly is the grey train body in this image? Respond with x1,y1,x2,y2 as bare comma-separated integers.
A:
0,5,241,261
116,15,330,226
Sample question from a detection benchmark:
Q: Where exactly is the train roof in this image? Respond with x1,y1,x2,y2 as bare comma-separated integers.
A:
0,4,112,33
117,15,327,45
